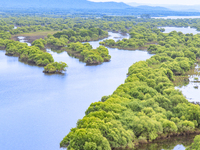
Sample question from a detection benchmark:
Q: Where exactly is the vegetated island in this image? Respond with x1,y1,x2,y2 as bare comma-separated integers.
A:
60,25,200,149
44,28,111,65
1,27,109,73
63,43,111,65
19,27,111,65
0,37,67,74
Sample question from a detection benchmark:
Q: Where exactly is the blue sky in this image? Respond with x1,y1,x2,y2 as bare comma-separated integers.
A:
89,0,200,5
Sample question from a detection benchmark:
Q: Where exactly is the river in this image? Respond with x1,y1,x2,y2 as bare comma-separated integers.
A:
0,32,153,150
1,27,199,150
153,16,200,19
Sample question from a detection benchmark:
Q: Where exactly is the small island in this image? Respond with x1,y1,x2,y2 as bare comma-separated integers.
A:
43,62,68,74
63,42,111,65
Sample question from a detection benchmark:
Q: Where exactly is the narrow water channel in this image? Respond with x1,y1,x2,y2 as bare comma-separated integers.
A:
0,32,153,150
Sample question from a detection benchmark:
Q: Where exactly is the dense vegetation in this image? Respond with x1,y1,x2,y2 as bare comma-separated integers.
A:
43,62,68,74
100,26,160,49
1,15,200,148
60,25,200,149
64,42,111,65
46,28,108,48
2,16,200,35
30,27,110,65
0,37,67,74
186,135,200,150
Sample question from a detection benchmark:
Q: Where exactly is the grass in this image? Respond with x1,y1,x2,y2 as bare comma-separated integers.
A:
11,30,58,37
11,30,59,43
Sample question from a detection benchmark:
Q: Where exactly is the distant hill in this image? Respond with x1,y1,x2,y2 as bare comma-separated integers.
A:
127,2,200,12
0,0,131,9
163,5,200,12
135,5,169,11
1,0,200,17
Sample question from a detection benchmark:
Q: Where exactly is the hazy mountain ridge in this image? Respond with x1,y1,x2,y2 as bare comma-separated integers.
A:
1,0,200,17
0,0,131,9
128,2,200,12
135,5,169,11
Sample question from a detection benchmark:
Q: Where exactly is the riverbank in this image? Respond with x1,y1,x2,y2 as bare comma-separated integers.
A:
133,129,200,148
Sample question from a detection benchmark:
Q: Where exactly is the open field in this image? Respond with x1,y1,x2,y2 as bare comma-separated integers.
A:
11,31,58,43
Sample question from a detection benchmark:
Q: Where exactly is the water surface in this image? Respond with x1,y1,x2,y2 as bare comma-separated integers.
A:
1,28,199,150
0,32,152,150
153,16,200,19
160,26,200,34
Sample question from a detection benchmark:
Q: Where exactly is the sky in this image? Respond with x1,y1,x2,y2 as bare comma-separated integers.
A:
89,0,200,5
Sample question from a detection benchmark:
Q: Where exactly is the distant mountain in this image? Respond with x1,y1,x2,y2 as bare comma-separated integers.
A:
163,5,200,12
126,2,141,7
1,0,200,17
127,2,200,12
135,5,170,11
0,0,131,9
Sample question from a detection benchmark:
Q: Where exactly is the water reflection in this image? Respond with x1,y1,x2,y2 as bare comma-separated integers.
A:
160,26,200,35
176,64,200,102
134,134,197,150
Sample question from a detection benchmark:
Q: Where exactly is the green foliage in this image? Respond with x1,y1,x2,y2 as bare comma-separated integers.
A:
2,15,200,149
43,62,68,73
32,38,47,49
186,135,200,150
46,28,108,48
2,38,67,74
66,42,111,65
100,26,157,49
61,23,200,149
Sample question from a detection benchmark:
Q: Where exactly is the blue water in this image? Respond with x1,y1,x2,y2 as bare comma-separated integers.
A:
0,32,153,150
153,16,200,19
1,28,198,150
160,26,200,34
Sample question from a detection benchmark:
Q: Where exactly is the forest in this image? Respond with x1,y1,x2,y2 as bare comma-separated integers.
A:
1,15,200,149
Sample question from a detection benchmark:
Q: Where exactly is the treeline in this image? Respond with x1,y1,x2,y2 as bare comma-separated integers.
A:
30,28,110,65
2,16,200,35
100,26,161,49
46,28,108,48
60,28,200,149
64,42,111,65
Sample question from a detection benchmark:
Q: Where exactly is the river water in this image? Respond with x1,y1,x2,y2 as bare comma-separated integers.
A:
153,16,200,19
1,27,199,150
161,26,200,34
0,32,153,150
